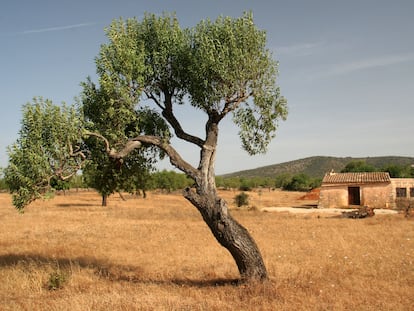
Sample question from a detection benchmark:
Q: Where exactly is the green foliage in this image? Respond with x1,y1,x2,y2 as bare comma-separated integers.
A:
341,160,376,173
150,170,193,192
222,156,414,179
382,164,414,178
0,168,7,190
4,98,84,211
342,160,414,178
283,174,311,192
0,179,6,191
274,173,292,189
81,16,173,204
68,174,85,189
185,12,287,155
216,173,321,192
50,177,70,191
234,192,249,208
47,270,67,290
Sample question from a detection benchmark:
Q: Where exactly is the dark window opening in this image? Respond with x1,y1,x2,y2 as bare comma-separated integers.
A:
410,188,414,197
396,187,407,198
348,187,361,205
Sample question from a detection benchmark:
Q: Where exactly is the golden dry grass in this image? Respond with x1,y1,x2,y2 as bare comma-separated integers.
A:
0,189,413,310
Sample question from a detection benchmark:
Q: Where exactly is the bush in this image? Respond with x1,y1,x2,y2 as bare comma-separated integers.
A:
234,192,249,208
47,270,67,290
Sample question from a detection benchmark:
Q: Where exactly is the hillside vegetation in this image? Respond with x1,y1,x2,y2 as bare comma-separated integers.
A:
222,156,414,178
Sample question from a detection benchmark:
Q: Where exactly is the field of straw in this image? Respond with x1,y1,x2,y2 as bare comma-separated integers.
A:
1,189,413,310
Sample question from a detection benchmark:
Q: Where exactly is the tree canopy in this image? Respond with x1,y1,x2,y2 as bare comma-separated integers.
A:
5,98,85,210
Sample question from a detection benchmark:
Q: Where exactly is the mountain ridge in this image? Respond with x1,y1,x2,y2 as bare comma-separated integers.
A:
221,156,414,178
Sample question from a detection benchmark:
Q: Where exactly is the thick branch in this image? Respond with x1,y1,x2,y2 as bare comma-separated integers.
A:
146,90,205,147
138,136,199,179
84,130,198,179
53,142,88,181
84,131,112,154
112,135,200,180
162,107,205,147
108,140,142,159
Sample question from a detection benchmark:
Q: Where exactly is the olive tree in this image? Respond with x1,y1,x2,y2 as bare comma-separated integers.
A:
92,12,287,280
6,12,287,281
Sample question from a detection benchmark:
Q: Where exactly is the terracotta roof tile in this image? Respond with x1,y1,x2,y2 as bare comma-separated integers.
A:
322,172,391,184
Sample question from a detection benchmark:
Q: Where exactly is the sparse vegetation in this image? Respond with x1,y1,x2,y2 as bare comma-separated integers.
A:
1,191,413,310
222,156,414,179
47,269,68,290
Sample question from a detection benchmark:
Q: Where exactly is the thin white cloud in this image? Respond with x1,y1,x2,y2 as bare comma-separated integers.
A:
20,22,96,35
276,42,321,56
318,53,414,78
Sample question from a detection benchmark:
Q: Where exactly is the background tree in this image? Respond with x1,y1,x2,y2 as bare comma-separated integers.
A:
381,164,414,178
0,167,7,191
80,68,170,205
151,170,193,192
341,160,376,173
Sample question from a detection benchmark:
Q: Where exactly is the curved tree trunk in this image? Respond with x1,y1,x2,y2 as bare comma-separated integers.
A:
184,188,268,281
111,124,268,281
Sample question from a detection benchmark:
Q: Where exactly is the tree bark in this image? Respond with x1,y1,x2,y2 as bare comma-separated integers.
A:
102,195,108,207
184,188,268,281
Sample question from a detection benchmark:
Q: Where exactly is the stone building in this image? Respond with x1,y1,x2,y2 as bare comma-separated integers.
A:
318,172,414,209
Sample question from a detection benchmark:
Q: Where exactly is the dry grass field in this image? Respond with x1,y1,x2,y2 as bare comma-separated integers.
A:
0,189,413,310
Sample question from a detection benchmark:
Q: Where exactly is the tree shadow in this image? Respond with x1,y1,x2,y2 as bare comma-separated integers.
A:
56,203,98,208
0,253,240,288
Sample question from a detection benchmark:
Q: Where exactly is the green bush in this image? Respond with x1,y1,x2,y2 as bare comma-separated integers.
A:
234,192,249,208
47,270,67,290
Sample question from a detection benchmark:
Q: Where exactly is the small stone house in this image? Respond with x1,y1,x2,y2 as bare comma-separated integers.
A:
318,172,414,209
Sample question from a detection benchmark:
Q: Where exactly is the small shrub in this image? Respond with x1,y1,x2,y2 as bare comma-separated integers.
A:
47,270,67,290
234,192,249,208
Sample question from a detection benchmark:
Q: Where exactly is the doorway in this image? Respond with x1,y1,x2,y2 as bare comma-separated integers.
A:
348,187,361,205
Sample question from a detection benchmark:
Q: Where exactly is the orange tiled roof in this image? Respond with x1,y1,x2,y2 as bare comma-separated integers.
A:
322,172,391,184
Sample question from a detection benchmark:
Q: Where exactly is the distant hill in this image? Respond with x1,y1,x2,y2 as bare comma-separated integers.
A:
221,156,414,179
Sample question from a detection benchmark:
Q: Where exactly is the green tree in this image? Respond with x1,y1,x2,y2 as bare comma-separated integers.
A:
151,170,193,192
284,173,311,191
234,192,249,208
382,164,412,178
68,174,85,190
91,12,287,280
274,173,292,189
7,13,287,281
341,160,376,173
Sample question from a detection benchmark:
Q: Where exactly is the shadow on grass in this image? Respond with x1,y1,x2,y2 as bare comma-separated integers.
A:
0,253,240,287
56,203,98,208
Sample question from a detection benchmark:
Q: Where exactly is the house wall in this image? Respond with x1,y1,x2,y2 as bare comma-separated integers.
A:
318,183,392,209
390,178,414,209
318,186,348,208
360,183,393,208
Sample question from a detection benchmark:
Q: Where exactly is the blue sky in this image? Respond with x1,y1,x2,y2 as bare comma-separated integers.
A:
1,0,413,174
